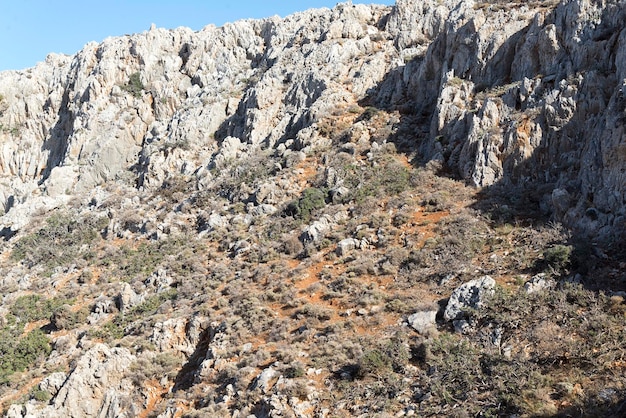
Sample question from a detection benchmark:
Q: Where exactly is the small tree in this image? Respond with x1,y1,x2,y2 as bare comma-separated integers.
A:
286,188,327,221
121,72,144,98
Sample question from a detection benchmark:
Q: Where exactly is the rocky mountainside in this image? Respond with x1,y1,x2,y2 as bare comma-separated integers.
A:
0,0,625,417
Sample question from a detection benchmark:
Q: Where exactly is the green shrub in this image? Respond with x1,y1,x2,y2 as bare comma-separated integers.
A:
101,237,188,281
282,235,303,255
543,244,572,271
121,72,144,98
129,352,183,385
0,328,51,385
427,334,481,403
10,295,68,323
357,335,409,378
31,388,51,402
284,365,305,378
360,106,379,121
342,156,410,203
286,188,327,221
92,289,178,342
51,304,89,330
358,349,391,378
131,289,178,316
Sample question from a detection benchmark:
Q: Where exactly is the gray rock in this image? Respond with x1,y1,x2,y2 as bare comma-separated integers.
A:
52,344,135,417
329,186,351,203
0,0,621,242
301,211,348,243
248,203,278,217
150,316,207,355
116,283,143,313
39,372,68,397
252,366,278,393
88,297,116,324
1,0,626,412
444,276,496,321
551,188,571,216
207,213,228,229
336,238,361,256
524,273,556,294
407,310,437,334
145,268,174,292
453,319,472,334
151,318,191,354
11,344,136,417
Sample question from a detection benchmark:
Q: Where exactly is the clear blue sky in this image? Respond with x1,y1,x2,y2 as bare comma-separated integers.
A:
0,1,394,72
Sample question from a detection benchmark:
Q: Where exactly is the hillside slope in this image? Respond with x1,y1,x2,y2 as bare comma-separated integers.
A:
0,0,625,417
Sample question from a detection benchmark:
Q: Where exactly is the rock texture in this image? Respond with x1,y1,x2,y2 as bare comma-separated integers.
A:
444,275,496,321
0,0,625,416
8,344,135,418
404,0,626,240
0,0,623,240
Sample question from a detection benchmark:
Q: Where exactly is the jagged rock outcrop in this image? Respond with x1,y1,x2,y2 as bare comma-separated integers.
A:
0,0,623,242
0,2,395,237
1,0,624,240
401,0,626,239
7,344,136,418
1,0,626,416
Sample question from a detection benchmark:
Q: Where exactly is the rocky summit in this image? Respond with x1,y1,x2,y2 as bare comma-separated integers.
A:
0,1,625,417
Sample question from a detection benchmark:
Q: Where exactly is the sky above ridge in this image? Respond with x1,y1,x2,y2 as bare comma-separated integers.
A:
0,0,395,72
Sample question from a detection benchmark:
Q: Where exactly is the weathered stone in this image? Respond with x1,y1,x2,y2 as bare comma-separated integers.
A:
39,372,68,397
117,282,143,313
2,0,626,415
248,204,278,217
336,238,361,256
150,316,208,355
407,310,438,334
524,273,556,294
14,344,135,418
444,276,496,321
252,366,278,394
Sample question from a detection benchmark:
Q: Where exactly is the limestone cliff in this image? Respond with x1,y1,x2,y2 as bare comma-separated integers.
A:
0,0,623,239
1,1,625,417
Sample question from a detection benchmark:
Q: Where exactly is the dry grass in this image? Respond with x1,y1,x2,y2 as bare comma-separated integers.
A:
0,107,623,417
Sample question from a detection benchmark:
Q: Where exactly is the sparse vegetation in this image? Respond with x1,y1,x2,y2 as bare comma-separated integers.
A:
11,213,108,273
10,295,70,323
0,128,621,416
91,289,178,342
0,3,623,415
286,187,327,221
120,72,144,98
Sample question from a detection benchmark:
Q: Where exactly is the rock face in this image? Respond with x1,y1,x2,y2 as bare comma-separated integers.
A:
0,0,623,240
0,2,395,237
404,0,626,240
7,344,136,418
0,0,625,416
407,309,438,334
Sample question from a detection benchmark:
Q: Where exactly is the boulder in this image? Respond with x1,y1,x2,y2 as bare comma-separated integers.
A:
116,283,143,312
444,276,496,321
252,366,278,394
407,310,438,334
524,273,556,294
336,238,361,256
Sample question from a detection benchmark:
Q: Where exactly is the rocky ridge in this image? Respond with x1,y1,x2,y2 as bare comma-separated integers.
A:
0,0,625,417
0,0,623,239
